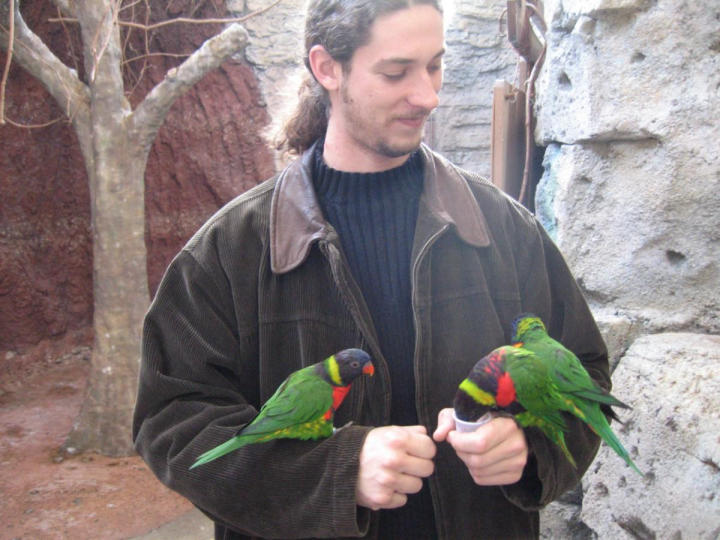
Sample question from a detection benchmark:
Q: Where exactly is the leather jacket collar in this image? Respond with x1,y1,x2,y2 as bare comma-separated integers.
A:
270,141,491,274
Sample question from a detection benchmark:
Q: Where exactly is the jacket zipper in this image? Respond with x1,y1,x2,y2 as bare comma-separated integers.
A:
410,222,449,540
319,239,392,424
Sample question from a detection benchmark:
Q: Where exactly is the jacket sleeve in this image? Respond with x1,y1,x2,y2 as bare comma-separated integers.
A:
501,216,607,510
132,249,373,538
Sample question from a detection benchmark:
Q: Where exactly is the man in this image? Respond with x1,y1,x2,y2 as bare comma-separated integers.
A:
133,1,608,538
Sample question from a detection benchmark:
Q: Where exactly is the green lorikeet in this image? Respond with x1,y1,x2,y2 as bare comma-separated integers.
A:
510,313,642,475
453,322,643,475
454,345,580,467
190,348,374,469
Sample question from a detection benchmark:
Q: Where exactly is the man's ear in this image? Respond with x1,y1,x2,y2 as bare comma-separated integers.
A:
308,45,342,92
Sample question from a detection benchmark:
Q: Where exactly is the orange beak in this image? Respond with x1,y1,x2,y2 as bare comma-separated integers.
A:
363,362,375,376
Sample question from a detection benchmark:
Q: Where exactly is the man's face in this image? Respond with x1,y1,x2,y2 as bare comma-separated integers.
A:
329,5,444,170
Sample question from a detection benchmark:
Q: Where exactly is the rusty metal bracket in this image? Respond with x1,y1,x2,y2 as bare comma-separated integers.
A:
490,1,546,210
507,0,546,64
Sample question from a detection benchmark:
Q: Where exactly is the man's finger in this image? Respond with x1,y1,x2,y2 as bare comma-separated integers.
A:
404,433,437,460
432,408,455,442
394,472,425,495
397,454,435,477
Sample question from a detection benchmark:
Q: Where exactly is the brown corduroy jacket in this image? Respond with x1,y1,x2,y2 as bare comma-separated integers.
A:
133,142,607,539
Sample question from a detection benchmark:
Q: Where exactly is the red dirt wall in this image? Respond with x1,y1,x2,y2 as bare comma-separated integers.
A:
0,1,275,351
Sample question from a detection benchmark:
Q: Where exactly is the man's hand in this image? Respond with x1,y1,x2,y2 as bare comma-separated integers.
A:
356,425,436,510
433,408,528,485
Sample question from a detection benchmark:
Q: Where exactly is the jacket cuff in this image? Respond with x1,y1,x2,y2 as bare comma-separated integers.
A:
500,427,556,511
328,424,374,536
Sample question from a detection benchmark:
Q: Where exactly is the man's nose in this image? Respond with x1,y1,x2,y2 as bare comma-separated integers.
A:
408,70,440,111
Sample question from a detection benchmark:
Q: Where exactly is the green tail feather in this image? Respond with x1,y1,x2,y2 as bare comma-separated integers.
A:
190,434,262,469
570,386,630,410
588,409,644,476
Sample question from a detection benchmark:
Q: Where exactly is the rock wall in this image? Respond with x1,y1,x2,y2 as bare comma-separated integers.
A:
582,333,720,539
429,2,519,175
535,0,720,333
0,3,93,351
535,1,720,537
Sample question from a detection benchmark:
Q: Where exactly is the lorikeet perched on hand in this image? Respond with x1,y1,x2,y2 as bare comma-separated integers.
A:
510,313,642,475
454,320,642,475
454,345,580,466
190,348,374,469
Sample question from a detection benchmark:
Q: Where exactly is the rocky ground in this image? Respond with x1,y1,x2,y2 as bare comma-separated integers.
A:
0,334,193,540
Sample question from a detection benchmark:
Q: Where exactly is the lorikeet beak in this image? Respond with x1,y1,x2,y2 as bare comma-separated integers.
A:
363,362,375,376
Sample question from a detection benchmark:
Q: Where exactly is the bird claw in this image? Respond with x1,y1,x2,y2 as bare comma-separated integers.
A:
333,421,355,434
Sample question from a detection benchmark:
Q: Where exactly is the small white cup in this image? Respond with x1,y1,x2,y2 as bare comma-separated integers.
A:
453,411,494,433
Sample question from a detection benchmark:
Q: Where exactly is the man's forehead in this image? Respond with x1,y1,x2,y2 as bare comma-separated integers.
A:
358,5,445,64
373,49,446,67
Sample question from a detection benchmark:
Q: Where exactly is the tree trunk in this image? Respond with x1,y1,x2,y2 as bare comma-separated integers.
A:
64,147,149,455
63,1,149,456
2,0,253,456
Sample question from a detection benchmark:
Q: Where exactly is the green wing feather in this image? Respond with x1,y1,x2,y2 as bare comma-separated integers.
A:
504,348,577,466
532,336,629,410
514,315,642,475
190,367,333,469
240,370,333,438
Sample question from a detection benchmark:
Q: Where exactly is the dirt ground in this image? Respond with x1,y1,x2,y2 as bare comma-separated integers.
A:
0,334,193,540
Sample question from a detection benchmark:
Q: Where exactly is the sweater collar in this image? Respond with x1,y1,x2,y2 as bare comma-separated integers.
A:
270,140,491,274
313,144,424,204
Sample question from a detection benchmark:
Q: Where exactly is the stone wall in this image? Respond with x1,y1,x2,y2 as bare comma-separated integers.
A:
429,2,519,174
536,0,720,334
535,0,720,537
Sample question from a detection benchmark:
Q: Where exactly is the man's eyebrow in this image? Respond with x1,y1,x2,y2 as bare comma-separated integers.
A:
373,49,446,69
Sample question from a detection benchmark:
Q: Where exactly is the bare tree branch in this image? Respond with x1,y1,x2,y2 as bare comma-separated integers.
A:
0,0,15,124
3,114,65,128
130,21,249,152
50,0,77,19
0,2,89,124
47,0,283,31
87,0,123,84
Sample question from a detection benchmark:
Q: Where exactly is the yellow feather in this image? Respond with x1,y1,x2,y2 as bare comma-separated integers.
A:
327,355,342,386
459,378,496,406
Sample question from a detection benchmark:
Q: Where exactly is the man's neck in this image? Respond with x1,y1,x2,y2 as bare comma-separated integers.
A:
321,127,411,173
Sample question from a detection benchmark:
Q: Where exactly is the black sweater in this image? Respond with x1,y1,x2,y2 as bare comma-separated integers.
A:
313,147,437,538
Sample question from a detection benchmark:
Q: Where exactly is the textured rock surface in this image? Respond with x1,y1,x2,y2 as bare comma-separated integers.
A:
428,2,518,175
0,3,93,350
535,0,720,333
581,333,720,539
234,0,307,168
535,2,720,535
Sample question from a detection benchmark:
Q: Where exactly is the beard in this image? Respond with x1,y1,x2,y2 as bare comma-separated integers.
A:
339,83,430,159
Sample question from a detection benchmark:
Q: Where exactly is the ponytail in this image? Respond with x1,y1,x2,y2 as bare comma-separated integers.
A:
274,73,329,156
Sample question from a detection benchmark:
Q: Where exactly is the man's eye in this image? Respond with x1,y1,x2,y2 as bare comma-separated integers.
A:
383,72,406,81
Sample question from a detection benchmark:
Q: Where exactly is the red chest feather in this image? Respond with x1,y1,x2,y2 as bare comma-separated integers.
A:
324,385,351,420
496,373,516,407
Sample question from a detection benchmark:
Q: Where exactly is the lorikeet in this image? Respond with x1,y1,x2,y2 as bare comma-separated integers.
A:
190,348,374,469
454,345,580,467
453,325,642,475
511,313,642,475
